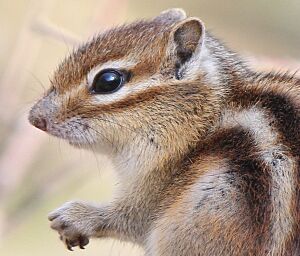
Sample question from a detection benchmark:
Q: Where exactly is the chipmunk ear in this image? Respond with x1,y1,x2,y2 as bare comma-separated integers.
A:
154,8,187,24
168,18,205,79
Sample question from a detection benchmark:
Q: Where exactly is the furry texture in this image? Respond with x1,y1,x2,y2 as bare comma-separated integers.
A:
29,8,300,255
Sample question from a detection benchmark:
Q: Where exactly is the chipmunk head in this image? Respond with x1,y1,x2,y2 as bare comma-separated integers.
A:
29,8,224,158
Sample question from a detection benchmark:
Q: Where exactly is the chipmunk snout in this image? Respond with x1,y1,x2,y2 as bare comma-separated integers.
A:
28,91,59,132
28,98,52,132
29,113,48,131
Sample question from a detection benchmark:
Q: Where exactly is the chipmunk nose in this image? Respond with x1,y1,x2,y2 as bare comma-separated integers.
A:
29,115,48,131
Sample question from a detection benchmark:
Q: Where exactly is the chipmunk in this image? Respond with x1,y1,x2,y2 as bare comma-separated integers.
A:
28,8,300,256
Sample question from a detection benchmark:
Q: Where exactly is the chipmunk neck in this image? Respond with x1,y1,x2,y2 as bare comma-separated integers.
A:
201,33,252,87
110,136,192,185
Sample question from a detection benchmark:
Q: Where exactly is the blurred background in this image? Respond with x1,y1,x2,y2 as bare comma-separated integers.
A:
0,0,299,255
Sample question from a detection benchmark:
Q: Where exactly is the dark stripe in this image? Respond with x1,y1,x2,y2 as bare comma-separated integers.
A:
230,87,299,156
157,126,273,253
260,93,300,253
199,127,272,229
77,83,214,117
231,86,300,253
161,126,273,234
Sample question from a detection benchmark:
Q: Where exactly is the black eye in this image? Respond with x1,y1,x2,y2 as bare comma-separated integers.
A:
91,69,124,94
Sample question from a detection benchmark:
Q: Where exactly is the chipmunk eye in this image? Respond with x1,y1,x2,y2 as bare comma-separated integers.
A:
91,69,124,94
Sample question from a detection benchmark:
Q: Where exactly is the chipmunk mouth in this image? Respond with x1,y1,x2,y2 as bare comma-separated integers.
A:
43,118,97,147
63,129,96,147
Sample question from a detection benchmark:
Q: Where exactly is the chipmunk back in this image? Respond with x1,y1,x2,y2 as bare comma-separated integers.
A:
28,8,300,255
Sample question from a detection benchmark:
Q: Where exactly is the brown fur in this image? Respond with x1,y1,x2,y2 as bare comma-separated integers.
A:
29,8,300,255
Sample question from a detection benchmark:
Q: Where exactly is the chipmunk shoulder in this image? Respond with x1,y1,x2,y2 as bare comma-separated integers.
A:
29,8,300,256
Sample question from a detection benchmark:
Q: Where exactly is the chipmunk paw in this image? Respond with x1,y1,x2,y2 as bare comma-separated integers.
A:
48,201,95,250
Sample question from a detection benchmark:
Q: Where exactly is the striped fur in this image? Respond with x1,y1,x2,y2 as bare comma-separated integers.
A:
29,8,300,255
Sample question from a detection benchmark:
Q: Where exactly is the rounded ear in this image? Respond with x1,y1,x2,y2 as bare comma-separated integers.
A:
154,8,187,24
169,18,205,67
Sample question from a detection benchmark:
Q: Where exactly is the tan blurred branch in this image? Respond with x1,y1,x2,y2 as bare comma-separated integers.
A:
88,0,128,32
31,18,81,46
0,0,57,123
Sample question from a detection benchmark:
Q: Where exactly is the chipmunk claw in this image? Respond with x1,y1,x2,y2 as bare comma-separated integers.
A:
59,233,89,251
79,236,89,249
48,201,92,251
59,235,73,251
67,243,73,251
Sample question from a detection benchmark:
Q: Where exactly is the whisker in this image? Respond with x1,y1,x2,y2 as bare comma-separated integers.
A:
71,120,116,151
89,116,158,148
26,70,46,92
61,99,157,148
68,122,101,164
